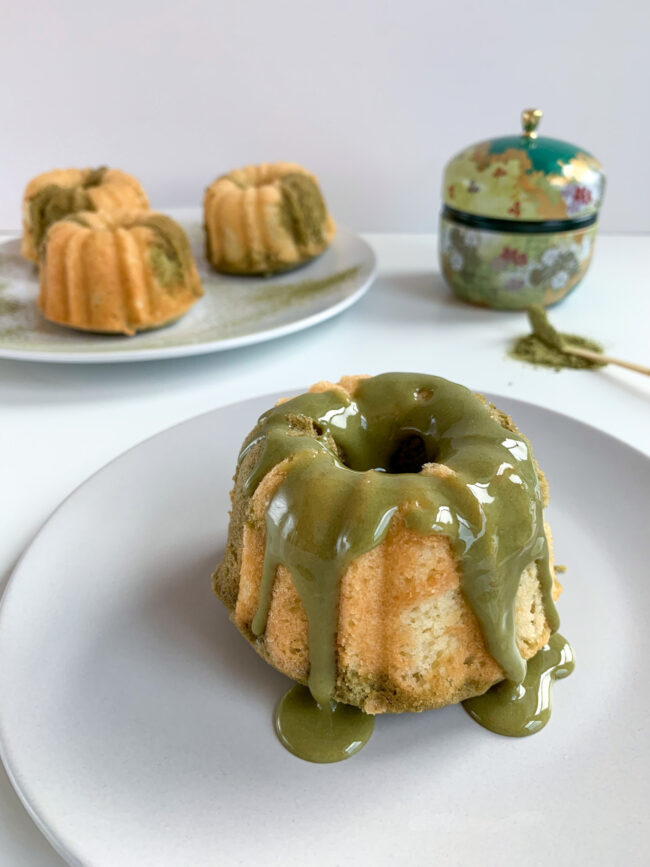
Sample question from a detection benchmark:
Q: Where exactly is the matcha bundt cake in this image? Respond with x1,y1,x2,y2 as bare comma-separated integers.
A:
203,162,336,275
21,167,149,262
39,210,202,336
214,373,562,715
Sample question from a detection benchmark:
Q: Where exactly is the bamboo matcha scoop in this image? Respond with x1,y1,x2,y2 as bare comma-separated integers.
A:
519,306,650,375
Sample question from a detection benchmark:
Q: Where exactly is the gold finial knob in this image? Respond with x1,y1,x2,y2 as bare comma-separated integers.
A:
522,108,543,139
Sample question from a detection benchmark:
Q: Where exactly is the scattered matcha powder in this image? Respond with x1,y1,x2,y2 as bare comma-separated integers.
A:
203,266,361,331
0,278,27,338
0,295,22,316
510,305,605,371
268,265,359,300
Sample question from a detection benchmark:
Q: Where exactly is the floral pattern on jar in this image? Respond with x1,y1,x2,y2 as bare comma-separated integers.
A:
439,216,597,309
443,139,604,222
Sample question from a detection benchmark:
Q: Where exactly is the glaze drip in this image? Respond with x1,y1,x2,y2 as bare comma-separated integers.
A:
463,632,574,736
241,373,559,715
275,684,375,763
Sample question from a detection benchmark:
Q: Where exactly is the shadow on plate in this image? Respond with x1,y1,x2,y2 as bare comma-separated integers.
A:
136,544,485,762
134,543,288,703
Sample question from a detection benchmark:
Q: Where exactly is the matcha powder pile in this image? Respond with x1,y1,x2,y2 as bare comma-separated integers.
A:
511,306,606,371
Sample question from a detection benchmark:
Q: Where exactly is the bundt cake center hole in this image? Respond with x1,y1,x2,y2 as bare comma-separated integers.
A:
388,434,433,474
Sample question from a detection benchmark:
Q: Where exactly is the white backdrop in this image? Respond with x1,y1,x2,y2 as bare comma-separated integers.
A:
2,0,649,232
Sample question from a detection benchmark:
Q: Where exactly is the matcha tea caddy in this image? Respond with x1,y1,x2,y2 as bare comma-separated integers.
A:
439,108,605,309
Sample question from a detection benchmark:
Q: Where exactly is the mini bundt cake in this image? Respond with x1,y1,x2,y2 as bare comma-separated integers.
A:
21,167,149,262
203,162,336,275
39,210,202,335
214,373,562,715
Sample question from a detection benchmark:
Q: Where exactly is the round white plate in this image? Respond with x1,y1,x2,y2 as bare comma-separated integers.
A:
0,210,376,363
1,393,648,867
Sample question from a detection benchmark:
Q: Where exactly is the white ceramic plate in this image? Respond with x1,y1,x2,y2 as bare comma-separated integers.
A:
0,211,376,363
0,393,648,867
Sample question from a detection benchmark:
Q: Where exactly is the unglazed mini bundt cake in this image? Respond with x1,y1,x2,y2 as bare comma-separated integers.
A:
214,373,562,715
203,162,336,275
39,210,202,335
21,167,149,262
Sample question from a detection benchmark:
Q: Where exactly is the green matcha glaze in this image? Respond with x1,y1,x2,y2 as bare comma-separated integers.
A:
29,185,94,252
463,632,574,736
275,684,375,763
143,215,195,288
242,374,558,717
278,173,327,248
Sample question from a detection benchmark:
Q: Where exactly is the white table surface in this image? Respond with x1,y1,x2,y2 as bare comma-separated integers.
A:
1,233,649,866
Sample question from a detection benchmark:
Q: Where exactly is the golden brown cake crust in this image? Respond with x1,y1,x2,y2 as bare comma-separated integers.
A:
38,210,202,336
21,167,149,262
213,376,561,714
203,162,336,275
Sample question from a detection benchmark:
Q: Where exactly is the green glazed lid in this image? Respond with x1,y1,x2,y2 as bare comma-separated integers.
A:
442,109,605,223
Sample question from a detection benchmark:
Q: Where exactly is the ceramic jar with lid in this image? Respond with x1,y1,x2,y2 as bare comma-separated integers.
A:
439,109,605,309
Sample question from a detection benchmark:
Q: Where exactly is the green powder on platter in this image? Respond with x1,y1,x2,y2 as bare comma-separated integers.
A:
0,280,22,317
0,295,22,316
511,305,605,370
202,266,361,333
0,282,26,338
269,266,359,300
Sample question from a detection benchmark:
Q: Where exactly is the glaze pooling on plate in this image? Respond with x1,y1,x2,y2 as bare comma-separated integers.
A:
463,632,575,736
275,683,375,763
237,373,569,761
